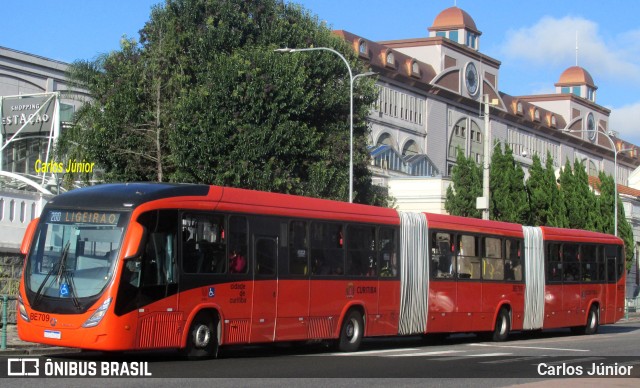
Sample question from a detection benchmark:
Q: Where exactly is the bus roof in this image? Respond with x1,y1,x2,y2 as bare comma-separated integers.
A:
424,212,523,238
539,226,623,245
47,183,210,211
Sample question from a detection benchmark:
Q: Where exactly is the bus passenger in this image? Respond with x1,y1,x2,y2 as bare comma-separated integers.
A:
229,249,246,273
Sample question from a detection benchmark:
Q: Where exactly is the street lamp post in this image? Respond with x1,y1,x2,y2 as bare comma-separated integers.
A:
565,128,634,237
275,47,375,203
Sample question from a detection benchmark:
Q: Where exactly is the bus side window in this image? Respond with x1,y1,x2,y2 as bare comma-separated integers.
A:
311,222,344,276
229,216,248,274
181,213,226,274
138,210,179,287
580,244,597,282
431,232,454,279
483,237,503,281
289,221,308,275
505,239,522,281
562,244,579,282
379,227,397,278
346,225,376,277
547,243,562,283
604,244,620,283
457,234,480,280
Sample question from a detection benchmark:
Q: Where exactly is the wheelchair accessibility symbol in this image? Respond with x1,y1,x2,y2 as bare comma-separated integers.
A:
59,283,69,297
208,287,215,298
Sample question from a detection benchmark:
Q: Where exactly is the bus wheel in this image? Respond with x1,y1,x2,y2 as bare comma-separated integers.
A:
185,313,219,359
492,308,510,342
584,305,599,335
338,310,364,352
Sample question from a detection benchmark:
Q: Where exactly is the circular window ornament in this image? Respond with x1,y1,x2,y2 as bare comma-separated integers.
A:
465,62,479,97
586,113,596,142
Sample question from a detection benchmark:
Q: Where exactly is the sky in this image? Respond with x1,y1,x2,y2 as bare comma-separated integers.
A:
3,0,640,144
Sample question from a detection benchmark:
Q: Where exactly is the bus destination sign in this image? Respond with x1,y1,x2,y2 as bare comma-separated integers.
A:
48,210,120,225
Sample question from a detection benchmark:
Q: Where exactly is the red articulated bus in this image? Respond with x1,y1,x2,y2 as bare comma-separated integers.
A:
17,183,625,358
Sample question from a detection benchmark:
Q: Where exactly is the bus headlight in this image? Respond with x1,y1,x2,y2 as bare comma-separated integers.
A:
82,297,112,328
18,294,30,322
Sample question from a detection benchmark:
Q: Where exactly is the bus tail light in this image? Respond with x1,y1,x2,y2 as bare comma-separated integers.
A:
82,298,112,328
18,294,30,322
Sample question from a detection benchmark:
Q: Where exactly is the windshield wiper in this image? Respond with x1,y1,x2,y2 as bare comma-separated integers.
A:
33,241,70,308
63,268,81,310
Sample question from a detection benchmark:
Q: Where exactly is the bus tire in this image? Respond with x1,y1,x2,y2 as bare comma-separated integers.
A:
492,308,510,342
338,310,364,352
184,312,219,359
583,305,599,335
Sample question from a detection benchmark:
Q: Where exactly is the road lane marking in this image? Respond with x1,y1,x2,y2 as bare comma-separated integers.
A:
386,350,465,357
432,352,513,361
315,348,421,356
469,343,590,352
481,356,550,364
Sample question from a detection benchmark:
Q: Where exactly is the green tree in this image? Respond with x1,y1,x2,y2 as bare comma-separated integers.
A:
544,153,568,228
596,172,635,270
558,159,598,230
489,143,527,223
525,154,549,226
59,0,383,204
445,147,482,218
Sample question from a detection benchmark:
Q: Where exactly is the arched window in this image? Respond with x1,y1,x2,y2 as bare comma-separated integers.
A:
411,60,420,76
449,118,467,159
358,40,367,56
402,140,419,157
469,121,484,164
377,133,393,147
386,51,395,67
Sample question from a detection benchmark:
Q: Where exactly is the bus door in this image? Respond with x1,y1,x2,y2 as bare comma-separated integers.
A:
604,245,618,323
455,234,482,332
251,235,279,343
135,210,181,349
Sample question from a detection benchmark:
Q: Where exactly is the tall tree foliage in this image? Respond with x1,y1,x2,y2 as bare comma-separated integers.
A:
489,143,527,223
596,172,635,269
559,159,598,230
58,0,382,204
544,153,568,228
445,148,482,218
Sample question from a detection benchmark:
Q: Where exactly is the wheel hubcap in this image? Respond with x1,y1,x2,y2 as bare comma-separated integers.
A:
347,319,359,343
194,324,211,348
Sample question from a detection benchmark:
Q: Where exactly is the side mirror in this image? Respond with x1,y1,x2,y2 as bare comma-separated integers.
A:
122,221,147,259
20,218,40,256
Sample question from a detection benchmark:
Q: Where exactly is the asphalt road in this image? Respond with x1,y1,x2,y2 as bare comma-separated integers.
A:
2,322,640,387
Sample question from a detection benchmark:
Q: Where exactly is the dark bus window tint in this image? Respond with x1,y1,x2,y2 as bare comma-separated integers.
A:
562,244,579,282
289,221,308,276
379,227,398,278
457,234,480,280
547,243,562,282
431,232,454,279
256,238,276,276
483,237,503,281
229,216,248,274
604,245,619,283
580,244,597,282
310,222,344,276
346,225,376,277
181,213,226,274
617,246,625,282
505,239,523,281
138,210,179,286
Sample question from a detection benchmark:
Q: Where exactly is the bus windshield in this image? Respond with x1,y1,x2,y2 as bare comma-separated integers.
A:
25,210,127,305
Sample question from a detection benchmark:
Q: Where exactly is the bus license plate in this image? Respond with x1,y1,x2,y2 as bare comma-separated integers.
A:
44,330,61,339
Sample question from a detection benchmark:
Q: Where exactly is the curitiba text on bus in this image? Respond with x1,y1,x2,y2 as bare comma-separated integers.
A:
1,95,55,136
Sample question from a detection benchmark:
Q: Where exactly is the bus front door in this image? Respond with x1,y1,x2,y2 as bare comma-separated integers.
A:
250,236,278,343
136,229,181,349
